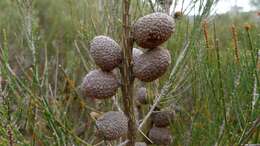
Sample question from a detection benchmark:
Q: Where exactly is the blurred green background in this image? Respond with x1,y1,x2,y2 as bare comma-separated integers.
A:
0,0,259,145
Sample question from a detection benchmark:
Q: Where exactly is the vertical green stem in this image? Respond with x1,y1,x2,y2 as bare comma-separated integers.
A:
213,23,229,144
246,29,259,90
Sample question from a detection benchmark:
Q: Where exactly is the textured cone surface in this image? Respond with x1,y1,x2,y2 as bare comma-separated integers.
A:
135,142,147,146
81,69,119,99
133,48,171,82
96,111,128,140
148,127,172,145
90,35,122,71
132,12,175,48
135,87,147,104
151,110,175,127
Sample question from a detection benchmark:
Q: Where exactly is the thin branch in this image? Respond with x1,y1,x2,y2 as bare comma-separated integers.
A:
112,96,122,112
148,0,155,12
74,40,90,72
252,50,260,112
121,0,137,145
138,128,153,143
117,140,129,146
238,118,260,145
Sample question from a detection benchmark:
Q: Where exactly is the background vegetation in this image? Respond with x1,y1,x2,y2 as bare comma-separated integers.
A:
0,0,259,145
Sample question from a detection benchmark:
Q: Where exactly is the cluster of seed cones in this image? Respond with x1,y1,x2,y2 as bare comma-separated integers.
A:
135,88,174,145
133,12,175,146
135,87,175,146
132,12,174,82
148,108,175,145
80,12,175,143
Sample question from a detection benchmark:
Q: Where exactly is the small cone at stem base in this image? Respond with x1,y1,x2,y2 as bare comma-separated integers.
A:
151,110,175,127
148,126,173,146
96,111,128,140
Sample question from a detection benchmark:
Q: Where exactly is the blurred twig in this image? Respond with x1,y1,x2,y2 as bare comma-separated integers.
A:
74,40,90,72
148,0,155,12
121,0,137,145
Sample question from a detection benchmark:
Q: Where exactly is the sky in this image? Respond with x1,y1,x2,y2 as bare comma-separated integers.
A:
215,0,253,13
173,0,255,14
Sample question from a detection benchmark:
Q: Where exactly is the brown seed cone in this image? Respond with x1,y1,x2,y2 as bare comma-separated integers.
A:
148,127,173,146
132,12,175,48
151,110,175,127
135,87,147,105
81,69,119,99
96,111,128,140
90,35,122,71
133,47,171,82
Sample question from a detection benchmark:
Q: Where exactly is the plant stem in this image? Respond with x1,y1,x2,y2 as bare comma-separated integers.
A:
121,0,136,146
213,23,228,138
231,25,240,64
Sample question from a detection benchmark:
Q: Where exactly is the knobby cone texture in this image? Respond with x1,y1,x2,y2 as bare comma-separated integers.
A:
133,47,171,82
90,35,122,71
84,11,174,145
151,110,175,127
148,126,173,145
132,12,175,48
81,69,119,99
135,87,147,104
96,111,128,140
